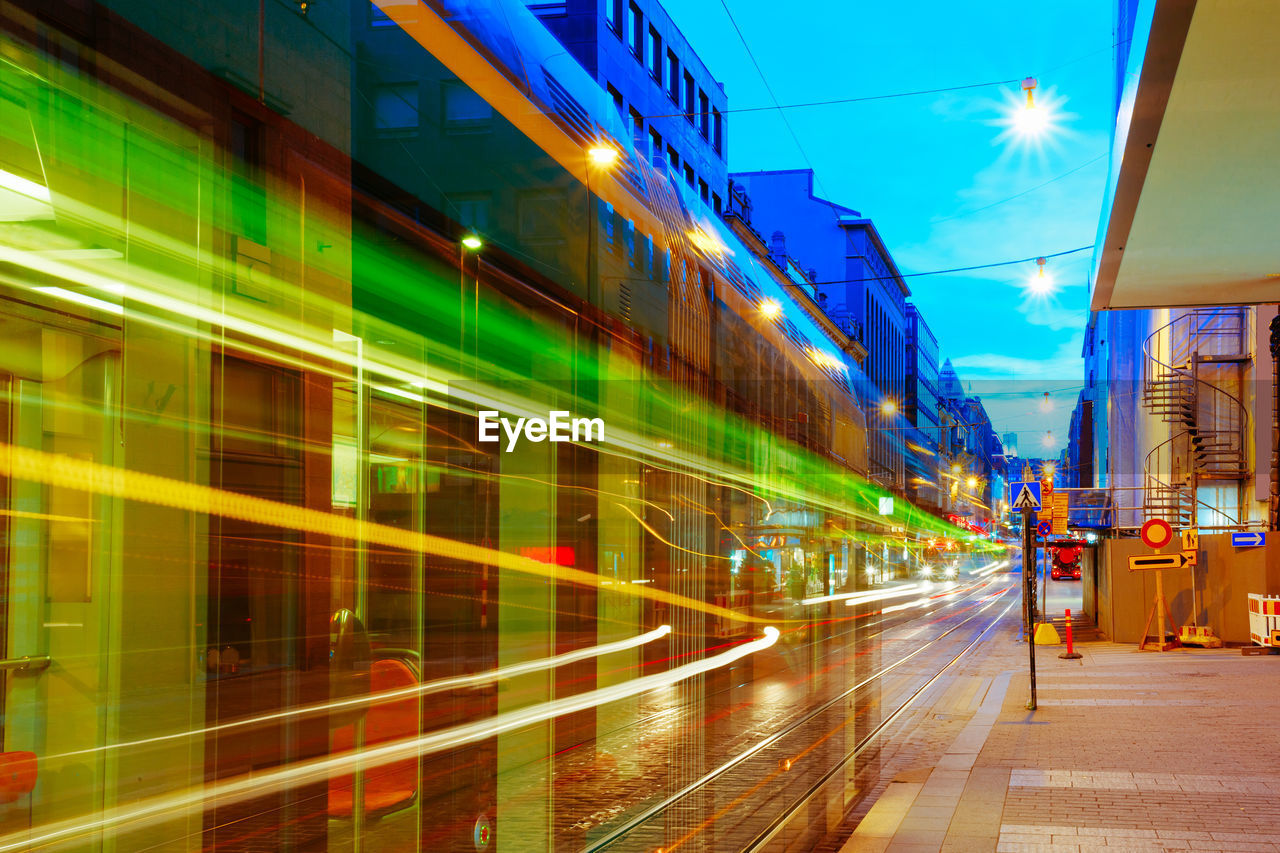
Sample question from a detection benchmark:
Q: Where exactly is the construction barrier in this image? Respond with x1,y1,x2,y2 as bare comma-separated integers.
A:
1247,594,1280,645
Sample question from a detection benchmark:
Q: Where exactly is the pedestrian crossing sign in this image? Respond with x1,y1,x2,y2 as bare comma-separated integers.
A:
1009,481,1042,511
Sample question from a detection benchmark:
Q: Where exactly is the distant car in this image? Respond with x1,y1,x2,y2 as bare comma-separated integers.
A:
1050,540,1084,580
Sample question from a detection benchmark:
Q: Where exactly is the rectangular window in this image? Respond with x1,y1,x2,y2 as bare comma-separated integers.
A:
628,2,643,59
698,89,709,138
230,113,266,245
698,177,709,203
666,49,680,102
649,26,662,80
683,71,695,123
607,83,624,118
666,145,679,172
374,83,419,135
649,127,663,164
684,163,695,188
628,106,645,149
713,108,723,155
446,192,491,231
442,82,491,133
712,192,722,215
607,0,623,35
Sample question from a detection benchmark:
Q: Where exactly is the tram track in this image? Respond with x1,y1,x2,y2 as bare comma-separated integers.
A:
583,580,1017,851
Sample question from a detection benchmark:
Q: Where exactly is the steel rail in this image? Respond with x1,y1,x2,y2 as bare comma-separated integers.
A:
583,585,1014,851
743,599,1017,852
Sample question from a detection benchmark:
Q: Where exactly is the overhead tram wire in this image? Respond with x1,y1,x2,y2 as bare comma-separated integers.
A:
785,244,1095,288
640,77,1019,120
714,0,840,213
639,37,1133,122
929,154,1108,224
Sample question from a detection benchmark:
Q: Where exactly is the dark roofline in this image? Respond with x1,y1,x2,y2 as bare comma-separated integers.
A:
844,218,910,298
728,168,862,217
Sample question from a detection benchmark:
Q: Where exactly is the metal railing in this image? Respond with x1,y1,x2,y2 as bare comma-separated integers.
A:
1140,308,1250,528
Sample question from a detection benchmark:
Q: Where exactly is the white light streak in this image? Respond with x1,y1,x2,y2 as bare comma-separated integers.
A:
45,625,672,764
6,627,778,852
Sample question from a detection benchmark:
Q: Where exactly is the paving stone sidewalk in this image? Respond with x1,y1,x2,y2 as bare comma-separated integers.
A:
841,613,1280,853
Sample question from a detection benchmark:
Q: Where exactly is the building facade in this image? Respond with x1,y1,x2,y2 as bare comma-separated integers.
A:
727,168,909,490
528,0,728,212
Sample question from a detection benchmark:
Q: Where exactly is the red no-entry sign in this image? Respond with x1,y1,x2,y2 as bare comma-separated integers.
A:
1140,518,1174,549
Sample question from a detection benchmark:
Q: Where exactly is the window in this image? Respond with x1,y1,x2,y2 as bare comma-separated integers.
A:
666,49,680,103
442,82,490,133
649,127,663,164
628,106,644,149
698,89,709,138
446,192,491,232
712,192,722,215
698,177,709,203
683,71,695,123
230,113,266,244
684,164,694,188
374,83,419,135
607,0,623,35
628,2,643,59
666,145,679,172
607,83,624,118
713,108,723,155
649,26,662,80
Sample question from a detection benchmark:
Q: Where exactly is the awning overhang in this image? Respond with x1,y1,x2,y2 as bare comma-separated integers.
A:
1091,0,1280,311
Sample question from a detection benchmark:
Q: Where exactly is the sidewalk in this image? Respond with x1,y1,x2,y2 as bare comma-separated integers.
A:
840,613,1280,853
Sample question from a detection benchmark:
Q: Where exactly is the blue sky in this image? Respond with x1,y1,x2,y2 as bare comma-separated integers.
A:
666,1,1116,456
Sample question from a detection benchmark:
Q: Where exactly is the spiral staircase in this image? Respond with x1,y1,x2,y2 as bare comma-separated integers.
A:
1141,309,1250,528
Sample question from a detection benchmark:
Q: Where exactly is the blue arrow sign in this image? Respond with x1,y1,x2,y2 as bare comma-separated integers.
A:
1232,531,1265,548
1009,481,1041,511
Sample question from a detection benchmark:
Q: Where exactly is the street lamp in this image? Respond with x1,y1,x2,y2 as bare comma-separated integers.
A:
461,234,483,250
587,144,620,167
1014,76,1048,136
759,298,782,319
880,399,898,416
1027,257,1054,295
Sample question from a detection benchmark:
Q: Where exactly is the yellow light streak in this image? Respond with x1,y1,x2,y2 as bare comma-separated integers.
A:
0,442,764,624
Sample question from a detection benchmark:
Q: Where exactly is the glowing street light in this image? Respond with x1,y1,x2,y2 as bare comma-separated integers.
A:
1027,256,1054,295
966,475,979,490
1039,390,1053,412
1041,430,1055,449
587,144,620,167
461,234,483,250
1014,75,1049,136
759,298,782,319
880,399,898,416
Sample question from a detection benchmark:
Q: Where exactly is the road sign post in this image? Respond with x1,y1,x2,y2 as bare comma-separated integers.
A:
1232,531,1265,548
1022,508,1037,710
1128,552,1184,651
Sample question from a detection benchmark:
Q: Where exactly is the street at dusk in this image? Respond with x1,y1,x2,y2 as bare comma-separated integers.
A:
1,1,1278,851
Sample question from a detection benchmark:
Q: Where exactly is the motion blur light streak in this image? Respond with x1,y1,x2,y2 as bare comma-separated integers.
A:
0,441,765,624
46,625,674,763
5,628,781,852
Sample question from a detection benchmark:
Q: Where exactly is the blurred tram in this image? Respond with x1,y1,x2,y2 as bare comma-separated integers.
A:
0,1,994,850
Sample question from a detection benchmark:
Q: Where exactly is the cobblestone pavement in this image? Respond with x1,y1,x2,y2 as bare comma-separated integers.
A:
840,610,1280,853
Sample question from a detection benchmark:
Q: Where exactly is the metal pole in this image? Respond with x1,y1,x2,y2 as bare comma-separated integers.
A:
1023,509,1037,710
